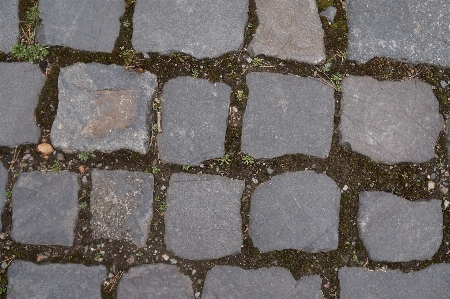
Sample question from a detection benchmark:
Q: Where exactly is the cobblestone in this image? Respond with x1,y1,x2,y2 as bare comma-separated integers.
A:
0,165,6,231
0,0,19,54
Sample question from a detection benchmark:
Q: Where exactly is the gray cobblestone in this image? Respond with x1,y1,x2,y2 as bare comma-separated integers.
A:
0,0,19,54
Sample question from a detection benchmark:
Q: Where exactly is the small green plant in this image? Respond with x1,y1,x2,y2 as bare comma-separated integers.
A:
126,0,136,5
182,164,190,171
152,123,158,131
94,252,102,261
6,189,12,197
0,286,6,294
437,162,444,170
159,202,167,211
120,47,137,66
123,20,131,28
401,172,408,179
11,44,49,62
236,90,244,100
51,160,60,173
192,70,199,78
242,155,255,165
330,73,343,91
154,195,160,202
151,166,160,174
252,57,263,66
247,23,253,29
79,202,87,209
78,152,90,162
219,154,231,165
321,61,332,72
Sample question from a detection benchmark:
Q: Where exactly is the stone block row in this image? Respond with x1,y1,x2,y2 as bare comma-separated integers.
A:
6,168,444,262
8,261,450,298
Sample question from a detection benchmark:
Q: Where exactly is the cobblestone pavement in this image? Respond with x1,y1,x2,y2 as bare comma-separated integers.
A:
1,0,450,298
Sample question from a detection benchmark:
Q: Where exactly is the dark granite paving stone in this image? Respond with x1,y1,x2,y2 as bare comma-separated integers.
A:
0,63,45,147
340,76,443,164
51,63,157,155
36,0,124,52
0,164,7,231
11,171,79,246
165,173,244,260
7,260,106,299
202,266,324,299
132,0,248,58
116,264,193,299
0,0,19,53
158,77,231,165
339,264,450,299
90,169,154,247
250,171,340,253
248,0,325,64
242,73,334,159
358,191,442,262
347,0,450,67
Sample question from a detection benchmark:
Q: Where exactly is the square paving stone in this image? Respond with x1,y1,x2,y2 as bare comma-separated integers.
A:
358,191,442,262
132,0,248,58
158,77,231,165
7,260,106,299
242,73,334,159
250,171,340,253
11,171,80,246
340,76,443,164
117,264,193,299
0,63,45,147
347,0,450,67
248,0,325,64
165,173,244,260
202,266,323,299
0,164,7,231
0,0,19,53
36,0,124,52
51,63,157,155
90,169,154,247
339,264,450,299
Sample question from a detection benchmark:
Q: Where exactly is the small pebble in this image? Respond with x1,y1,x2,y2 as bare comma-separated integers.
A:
441,186,449,194
428,181,435,191
266,167,273,174
169,258,177,264
342,185,348,191
252,178,258,184
162,254,169,261
444,200,450,210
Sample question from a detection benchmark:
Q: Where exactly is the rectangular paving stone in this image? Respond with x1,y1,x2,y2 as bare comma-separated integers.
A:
132,0,248,58
11,171,80,246
158,77,231,165
250,171,340,253
165,173,244,260
37,0,124,52
51,63,157,154
340,76,443,164
358,191,442,262
117,264,193,299
248,0,325,64
7,260,106,299
347,0,450,67
339,264,450,299
202,266,323,299
90,169,154,247
0,164,7,231
242,73,334,159
0,0,19,53
0,63,45,147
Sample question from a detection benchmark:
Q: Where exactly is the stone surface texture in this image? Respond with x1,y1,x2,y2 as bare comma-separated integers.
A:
347,0,450,67
248,0,325,64
339,264,450,299
320,6,337,23
37,0,124,52
132,0,248,58
7,260,106,299
358,191,442,262
165,173,244,260
0,0,19,53
0,165,7,231
0,63,44,147
51,63,157,154
11,171,79,246
242,73,334,159
250,171,340,253
158,77,231,165
90,170,154,247
117,264,193,299
202,266,323,299
340,76,443,164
